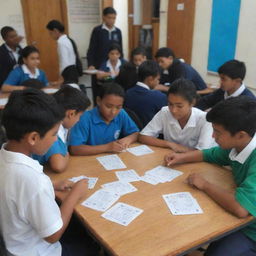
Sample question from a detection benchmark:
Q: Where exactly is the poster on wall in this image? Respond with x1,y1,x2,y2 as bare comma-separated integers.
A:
69,0,100,24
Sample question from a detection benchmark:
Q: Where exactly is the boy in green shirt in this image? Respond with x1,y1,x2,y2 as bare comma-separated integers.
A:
164,96,256,255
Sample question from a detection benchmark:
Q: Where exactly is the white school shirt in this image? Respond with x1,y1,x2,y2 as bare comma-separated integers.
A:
137,81,150,90
224,83,246,99
102,23,116,40
5,44,20,63
22,64,40,79
106,59,122,78
0,144,63,256
57,34,76,73
140,106,216,150
58,124,68,143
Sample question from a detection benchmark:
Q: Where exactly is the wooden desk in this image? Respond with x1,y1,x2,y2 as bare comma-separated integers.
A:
46,145,254,256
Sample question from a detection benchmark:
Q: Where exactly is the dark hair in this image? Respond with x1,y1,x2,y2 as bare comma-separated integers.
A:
2,88,64,141
103,7,117,16
46,20,65,33
218,59,246,80
62,65,79,84
1,26,15,40
138,60,160,82
155,47,175,58
206,96,256,137
21,79,45,89
108,43,122,54
131,47,147,59
53,85,90,113
99,82,125,99
167,78,197,103
18,46,39,65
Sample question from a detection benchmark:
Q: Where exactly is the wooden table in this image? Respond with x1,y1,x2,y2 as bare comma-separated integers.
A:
46,145,254,256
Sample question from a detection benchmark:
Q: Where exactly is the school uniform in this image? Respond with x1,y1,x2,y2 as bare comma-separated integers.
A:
203,134,256,255
124,82,167,127
196,84,256,110
0,144,63,256
69,107,139,146
3,64,48,86
160,59,207,90
140,106,216,150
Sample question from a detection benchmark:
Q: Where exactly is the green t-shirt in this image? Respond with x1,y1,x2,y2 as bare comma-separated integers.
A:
203,146,256,241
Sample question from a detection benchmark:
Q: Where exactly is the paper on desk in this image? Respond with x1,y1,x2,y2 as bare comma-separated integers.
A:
82,189,120,212
101,202,143,226
115,169,141,182
96,154,127,170
140,174,160,185
127,145,154,156
69,175,98,189
163,192,203,215
0,98,8,106
101,181,137,196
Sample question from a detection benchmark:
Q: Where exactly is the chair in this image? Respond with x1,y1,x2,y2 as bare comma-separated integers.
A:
124,108,144,131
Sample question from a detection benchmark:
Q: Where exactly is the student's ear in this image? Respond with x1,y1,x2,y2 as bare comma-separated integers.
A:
235,131,249,140
66,109,76,119
26,131,41,146
234,78,242,85
191,99,196,107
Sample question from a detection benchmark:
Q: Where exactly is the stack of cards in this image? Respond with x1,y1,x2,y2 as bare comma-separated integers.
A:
163,192,203,215
69,175,98,189
96,154,127,170
126,145,154,156
101,181,137,196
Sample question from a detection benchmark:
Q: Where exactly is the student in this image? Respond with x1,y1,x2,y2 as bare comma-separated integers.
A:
155,47,207,92
33,85,90,172
196,59,255,110
124,60,167,127
131,46,147,68
21,78,45,90
2,46,48,93
69,83,139,156
164,96,256,256
0,26,23,87
139,78,215,152
0,88,94,256
97,43,126,81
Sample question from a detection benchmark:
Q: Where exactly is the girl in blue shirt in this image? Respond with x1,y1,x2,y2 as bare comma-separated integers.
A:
2,46,48,92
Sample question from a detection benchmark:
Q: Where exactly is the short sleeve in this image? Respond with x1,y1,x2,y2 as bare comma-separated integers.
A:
202,147,231,166
40,70,48,86
44,137,68,162
3,68,22,85
120,109,139,137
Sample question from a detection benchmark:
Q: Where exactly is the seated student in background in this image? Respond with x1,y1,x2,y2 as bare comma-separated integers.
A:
124,60,167,127
61,65,81,91
165,96,256,256
21,78,45,90
196,59,255,110
155,47,207,93
0,88,97,256
131,46,147,68
96,44,126,81
1,46,48,92
33,85,90,172
139,78,215,152
69,83,139,156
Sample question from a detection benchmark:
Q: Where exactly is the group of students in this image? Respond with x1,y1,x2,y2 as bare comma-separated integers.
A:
1,5,256,256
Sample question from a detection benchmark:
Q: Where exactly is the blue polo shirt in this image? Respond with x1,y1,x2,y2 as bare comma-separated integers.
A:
69,107,139,146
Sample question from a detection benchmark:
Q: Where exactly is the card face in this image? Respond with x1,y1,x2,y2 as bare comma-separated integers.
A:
140,174,160,185
69,176,98,189
96,154,127,170
115,169,141,182
101,181,137,196
101,202,143,226
163,192,203,215
127,145,154,156
81,189,120,212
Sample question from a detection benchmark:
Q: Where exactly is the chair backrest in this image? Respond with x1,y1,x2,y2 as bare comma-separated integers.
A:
124,107,143,131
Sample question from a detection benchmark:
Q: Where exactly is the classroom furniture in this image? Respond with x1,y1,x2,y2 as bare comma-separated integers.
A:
46,144,254,256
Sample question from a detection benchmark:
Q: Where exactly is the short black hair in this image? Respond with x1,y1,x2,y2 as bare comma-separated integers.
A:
53,85,91,113
46,20,65,33
138,60,160,82
2,88,64,141
108,43,122,54
131,47,147,59
155,47,175,58
62,66,79,84
218,59,246,80
1,26,15,40
167,78,197,103
206,96,256,137
18,46,39,65
21,79,45,89
103,7,117,16
99,82,125,99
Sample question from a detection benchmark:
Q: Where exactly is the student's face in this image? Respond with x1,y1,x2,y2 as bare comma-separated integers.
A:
147,75,160,89
219,74,241,92
156,56,173,70
103,14,116,28
48,29,59,40
108,49,121,62
97,94,123,123
133,54,147,67
168,94,193,121
63,110,83,129
23,52,40,69
4,30,20,47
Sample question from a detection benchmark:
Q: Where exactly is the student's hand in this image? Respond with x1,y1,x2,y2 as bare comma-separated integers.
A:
70,179,88,201
88,65,96,70
168,142,189,153
54,180,74,191
164,152,184,166
186,173,207,190
117,138,130,150
107,141,126,153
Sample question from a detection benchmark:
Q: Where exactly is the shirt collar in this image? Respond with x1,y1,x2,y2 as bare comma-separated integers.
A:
92,107,118,124
169,108,196,128
5,43,19,53
0,143,43,173
106,59,122,70
136,81,150,90
57,34,67,43
58,124,68,143
229,133,256,164
102,23,116,33
224,83,246,99
22,64,40,79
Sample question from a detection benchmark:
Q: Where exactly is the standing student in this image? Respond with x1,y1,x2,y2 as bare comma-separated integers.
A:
124,60,167,127
0,88,97,256
164,96,256,256
0,26,23,87
139,78,215,152
196,59,255,110
69,83,139,156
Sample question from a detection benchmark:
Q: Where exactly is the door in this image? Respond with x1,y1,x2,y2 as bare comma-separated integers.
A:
167,0,196,64
21,0,68,81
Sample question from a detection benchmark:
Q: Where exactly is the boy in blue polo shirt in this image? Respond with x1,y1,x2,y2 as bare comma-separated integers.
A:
165,96,256,256
69,83,139,156
33,85,90,172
